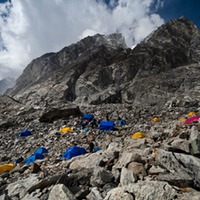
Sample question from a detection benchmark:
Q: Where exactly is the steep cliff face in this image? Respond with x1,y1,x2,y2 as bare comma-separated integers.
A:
6,17,200,107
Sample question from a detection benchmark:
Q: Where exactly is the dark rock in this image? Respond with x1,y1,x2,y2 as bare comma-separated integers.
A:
75,186,90,200
0,171,10,179
0,156,8,162
179,132,190,140
31,163,42,174
39,105,82,122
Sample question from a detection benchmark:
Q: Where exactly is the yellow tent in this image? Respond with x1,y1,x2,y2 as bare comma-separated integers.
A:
0,164,14,173
131,132,145,139
178,117,187,122
59,127,74,133
187,112,196,117
151,117,160,123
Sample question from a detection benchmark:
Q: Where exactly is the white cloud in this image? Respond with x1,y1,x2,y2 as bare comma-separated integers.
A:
0,0,164,80
79,29,98,39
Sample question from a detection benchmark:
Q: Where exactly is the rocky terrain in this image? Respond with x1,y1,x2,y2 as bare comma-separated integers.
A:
0,16,200,200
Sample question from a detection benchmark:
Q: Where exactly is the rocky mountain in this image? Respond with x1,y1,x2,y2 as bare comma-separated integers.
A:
6,17,200,108
0,77,15,94
1,17,200,200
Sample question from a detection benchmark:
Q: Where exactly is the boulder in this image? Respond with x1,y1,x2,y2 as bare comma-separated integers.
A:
104,181,178,200
90,168,113,187
39,105,82,122
6,175,39,199
156,149,200,188
120,167,137,186
48,184,77,200
86,187,103,200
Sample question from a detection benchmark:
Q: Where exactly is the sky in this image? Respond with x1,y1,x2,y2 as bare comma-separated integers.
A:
0,0,200,80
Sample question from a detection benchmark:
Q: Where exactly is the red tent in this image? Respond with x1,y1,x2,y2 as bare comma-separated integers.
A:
184,116,200,124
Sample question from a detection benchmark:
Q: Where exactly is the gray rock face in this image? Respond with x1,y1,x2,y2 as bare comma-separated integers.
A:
6,17,200,108
7,33,126,98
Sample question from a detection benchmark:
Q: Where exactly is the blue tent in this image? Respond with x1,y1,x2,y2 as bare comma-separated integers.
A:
19,130,32,137
34,147,49,155
61,146,86,160
93,147,102,152
24,147,49,164
117,119,126,125
82,114,94,121
99,121,114,131
24,153,44,165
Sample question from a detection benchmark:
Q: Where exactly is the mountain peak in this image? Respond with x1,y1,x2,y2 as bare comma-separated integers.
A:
142,16,198,45
5,17,200,108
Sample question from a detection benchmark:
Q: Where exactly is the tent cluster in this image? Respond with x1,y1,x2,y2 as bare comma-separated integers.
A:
80,113,127,131
178,111,200,125
131,117,160,140
2,144,101,173
149,112,200,125
36,113,126,139
2,110,199,174
131,112,200,140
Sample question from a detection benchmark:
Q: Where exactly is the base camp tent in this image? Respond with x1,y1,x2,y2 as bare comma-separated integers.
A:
117,119,126,125
34,147,49,155
184,116,200,124
82,114,94,121
131,132,145,139
99,121,115,131
0,164,14,173
24,154,44,165
61,146,86,160
59,127,74,133
18,130,32,137
24,147,48,164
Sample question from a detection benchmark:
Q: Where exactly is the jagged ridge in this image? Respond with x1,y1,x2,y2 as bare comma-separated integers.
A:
6,17,200,108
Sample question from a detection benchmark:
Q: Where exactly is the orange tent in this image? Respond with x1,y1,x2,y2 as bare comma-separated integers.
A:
59,127,74,133
131,132,145,139
152,117,160,123
178,117,187,122
187,112,196,117
0,164,14,173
